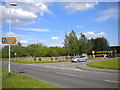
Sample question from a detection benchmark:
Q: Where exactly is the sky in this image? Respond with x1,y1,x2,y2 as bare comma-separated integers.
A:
1,1,118,47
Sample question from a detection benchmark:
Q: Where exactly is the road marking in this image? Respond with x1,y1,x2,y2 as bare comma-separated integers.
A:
56,72,82,78
44,66,83,71
105,80,119,83
43,70,48,71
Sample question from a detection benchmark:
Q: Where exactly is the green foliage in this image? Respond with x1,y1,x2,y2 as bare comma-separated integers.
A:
2,30,109,58
16,41,22,46
2,46,9,58
93,37,109,51
64,30,110,55
64,30,79,55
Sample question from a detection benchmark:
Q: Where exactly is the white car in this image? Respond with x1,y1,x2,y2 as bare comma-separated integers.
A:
71,56,88,62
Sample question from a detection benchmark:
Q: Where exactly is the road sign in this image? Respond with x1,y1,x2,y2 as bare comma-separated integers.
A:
2,37,17,44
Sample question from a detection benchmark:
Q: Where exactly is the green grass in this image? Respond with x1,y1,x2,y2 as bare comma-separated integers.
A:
88,58,96,60
2,60,71,64
2,67,61,88
87,58,120,70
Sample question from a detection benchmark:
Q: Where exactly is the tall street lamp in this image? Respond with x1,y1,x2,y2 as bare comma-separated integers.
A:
8,3,17,75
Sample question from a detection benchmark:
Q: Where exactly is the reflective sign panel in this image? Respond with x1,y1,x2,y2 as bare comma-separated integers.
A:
2,37,17,44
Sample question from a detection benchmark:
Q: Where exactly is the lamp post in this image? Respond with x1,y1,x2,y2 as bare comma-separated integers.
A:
8,3,17,75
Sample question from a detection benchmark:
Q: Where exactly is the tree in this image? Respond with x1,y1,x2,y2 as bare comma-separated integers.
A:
64,30,79,56
16,42,22,46
78,33,88,54
47,47,59,57
2,46,9,58
26,44,41,57
2,34,110,58
93,37,109,51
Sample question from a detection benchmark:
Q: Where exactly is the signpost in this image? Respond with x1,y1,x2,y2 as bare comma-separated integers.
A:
2,37,17,44
2,37,17,75
2,2,17,75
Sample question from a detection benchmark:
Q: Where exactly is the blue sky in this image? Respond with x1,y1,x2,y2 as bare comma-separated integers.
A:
1,2,118,47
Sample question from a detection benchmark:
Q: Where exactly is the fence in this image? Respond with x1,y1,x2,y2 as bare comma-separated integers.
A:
2,56,74,62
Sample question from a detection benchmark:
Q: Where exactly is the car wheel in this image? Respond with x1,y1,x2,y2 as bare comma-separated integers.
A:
76,60,79,63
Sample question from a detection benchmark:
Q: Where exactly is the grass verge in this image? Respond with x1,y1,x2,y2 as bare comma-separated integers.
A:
2,67,60,88
87,58,120,70
2,60,71,64
88,58,96,60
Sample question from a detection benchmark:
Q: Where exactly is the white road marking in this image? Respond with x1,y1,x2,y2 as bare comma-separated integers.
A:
43,70,48,71
44,66,83,71
105,80,119,83
56,72,82,78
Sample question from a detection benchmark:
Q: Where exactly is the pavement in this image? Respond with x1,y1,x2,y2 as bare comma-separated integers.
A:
76,58,119,73
1,59,119,88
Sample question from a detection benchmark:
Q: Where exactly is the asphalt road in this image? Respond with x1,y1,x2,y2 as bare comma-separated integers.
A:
2,59,119,88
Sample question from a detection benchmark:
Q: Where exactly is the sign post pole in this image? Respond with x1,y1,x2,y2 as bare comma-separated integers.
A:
8,4,11,75
8,3,17,75
8,44,10,75
2,37,17,75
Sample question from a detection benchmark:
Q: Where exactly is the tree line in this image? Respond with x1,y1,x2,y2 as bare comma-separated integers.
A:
2,30,110,58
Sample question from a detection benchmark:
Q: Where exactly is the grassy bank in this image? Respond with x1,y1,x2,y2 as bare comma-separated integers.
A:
2,67,60,88
2,60,71,64
87,58,120,70
88,58,96,60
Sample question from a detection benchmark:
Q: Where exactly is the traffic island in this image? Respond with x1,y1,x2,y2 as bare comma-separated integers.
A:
76,58,120,73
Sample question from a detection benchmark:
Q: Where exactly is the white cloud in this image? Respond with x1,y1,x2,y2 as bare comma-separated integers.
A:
51,37,59,40
96,32,107,37
5,32,25,37
0,1,51,25
1,6,37,24
40,40,47,43
63,2,97,13
83,31,95,36
66,32,70,34
20,40,28,44
50,44,64,47
95,8,118,22
16,28,49,32
83,31,107,38
0,24,2,28
76,25,84,29
76,34,80,39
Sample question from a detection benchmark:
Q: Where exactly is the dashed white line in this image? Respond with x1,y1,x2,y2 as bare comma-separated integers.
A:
43,70,48,71
44,66,83,71
105,80,119,83
56,72,82,78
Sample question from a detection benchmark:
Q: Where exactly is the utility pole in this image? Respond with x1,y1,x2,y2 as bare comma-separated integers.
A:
8,3,17,75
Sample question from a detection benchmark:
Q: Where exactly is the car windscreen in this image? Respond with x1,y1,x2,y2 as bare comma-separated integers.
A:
74,56,81,58
81,56,85,58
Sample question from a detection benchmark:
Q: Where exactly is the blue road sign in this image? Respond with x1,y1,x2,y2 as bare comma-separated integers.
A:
2,38,6,42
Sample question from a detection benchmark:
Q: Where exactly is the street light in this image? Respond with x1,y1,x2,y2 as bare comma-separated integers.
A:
8,3,17,75
10,3,17,6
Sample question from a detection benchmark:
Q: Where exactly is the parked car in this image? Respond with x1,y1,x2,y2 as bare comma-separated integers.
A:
71,56,88,62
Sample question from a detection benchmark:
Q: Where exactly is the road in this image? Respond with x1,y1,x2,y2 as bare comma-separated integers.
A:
2,59,119,88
